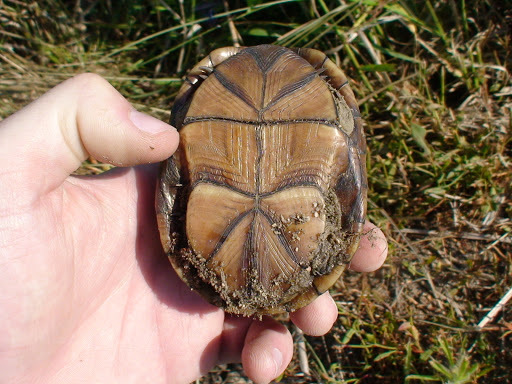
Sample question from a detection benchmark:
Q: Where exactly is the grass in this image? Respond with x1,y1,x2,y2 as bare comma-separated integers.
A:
1,0,511,382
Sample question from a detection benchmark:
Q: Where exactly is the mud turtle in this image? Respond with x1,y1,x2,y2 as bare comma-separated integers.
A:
156,45,367,316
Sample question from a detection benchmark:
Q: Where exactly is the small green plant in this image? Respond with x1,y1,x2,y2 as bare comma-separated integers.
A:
406,338,488,383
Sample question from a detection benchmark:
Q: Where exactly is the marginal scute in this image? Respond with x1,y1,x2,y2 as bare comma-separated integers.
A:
157,44,367,316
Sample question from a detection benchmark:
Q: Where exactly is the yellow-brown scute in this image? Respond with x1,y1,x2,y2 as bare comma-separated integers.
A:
185,47,338,121
186,185,326,291
180,122,347,194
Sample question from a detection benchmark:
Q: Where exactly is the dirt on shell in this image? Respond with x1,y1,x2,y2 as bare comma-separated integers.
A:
168,187,361,316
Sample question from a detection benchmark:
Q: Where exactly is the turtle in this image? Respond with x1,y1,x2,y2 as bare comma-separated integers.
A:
156,44,367,316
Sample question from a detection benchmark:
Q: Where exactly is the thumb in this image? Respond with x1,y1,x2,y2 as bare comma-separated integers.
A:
0,73,178,198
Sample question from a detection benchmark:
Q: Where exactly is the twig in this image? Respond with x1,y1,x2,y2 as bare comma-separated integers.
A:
477,286,512,329
357,30,392,85
177,0,187,73
396,228,512,244
223,0,242,47
294,324,310,375
156,0,185,76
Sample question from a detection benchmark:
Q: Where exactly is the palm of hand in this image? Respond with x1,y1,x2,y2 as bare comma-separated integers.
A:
2,166,226,382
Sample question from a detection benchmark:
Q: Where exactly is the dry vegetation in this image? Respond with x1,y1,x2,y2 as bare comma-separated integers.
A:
1,0,511,383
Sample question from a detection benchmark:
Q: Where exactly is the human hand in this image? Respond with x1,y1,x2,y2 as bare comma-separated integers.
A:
0,74,387,384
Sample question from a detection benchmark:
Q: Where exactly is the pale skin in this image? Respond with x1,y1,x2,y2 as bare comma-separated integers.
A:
0,73,388,384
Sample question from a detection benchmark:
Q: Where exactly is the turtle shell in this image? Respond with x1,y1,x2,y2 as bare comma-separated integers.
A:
156,45,367,316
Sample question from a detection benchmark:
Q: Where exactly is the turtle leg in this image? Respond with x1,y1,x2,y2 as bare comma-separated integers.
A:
293,48,367,235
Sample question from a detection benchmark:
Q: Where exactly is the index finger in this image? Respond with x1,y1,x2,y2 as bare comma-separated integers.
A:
349,221,388,272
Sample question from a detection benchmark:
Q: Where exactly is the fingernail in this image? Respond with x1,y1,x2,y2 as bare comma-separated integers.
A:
271,347,283,378
129,109,175,134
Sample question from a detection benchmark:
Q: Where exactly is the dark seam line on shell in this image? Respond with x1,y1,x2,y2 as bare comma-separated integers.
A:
328,80,342,126
259,71,267,119
250,101,265,286
245,210,258,293
337,79,349,90
254,124,263,199
320,55,328,68
213,69,259,112
207,208,254,262
257,48,270,117
247,45,286,73
261,70,318,113
312,281,325,295
258,181,324,198
182,116,339,129
190,178,326,198
257,208,303,267
191,180,255,198
190,179,326,203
